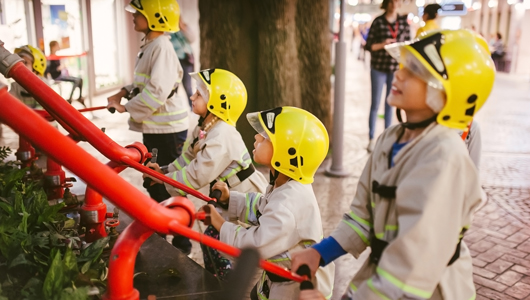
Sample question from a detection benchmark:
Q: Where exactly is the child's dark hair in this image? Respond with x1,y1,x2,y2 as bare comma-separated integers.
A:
423,4,441,20
496,32,502,40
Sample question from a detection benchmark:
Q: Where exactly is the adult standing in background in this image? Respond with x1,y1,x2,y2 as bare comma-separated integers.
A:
365,0,410,152
416,4,441,37
169,19,195,108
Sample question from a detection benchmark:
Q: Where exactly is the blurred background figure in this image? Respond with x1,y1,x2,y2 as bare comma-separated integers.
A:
416,3,441,38
490,32,505,70
45,40,85,107
358,23,370,61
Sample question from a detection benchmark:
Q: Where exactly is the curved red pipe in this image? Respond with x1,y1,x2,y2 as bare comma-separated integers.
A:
7,63,142,164
103,207,192,300
0,87,182,234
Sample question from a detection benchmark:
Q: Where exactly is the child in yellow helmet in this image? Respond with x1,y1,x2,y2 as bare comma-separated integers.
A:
293,29,495,300
9,45,47,109
203,106,335,300
106,0,189,203
144,68,268,260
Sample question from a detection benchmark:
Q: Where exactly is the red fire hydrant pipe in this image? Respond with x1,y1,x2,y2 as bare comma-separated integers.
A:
103,210,191,300
6,63,143,164
0,86,308,299
82,161,128,243
121,156,216,203
168,223,306,283
0,87,180,234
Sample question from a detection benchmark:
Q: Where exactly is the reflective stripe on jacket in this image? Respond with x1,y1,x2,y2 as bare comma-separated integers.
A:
165,120,268,196
332,123,481,300
124,35,188,134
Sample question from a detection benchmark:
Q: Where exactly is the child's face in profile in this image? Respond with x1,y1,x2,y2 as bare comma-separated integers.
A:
253,134,273,167
20,54,34,73
190,90,208,117
387,67,430,112
132,10,149,33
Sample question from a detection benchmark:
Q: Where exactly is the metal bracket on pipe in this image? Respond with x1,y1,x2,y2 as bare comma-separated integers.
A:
0,40,23,78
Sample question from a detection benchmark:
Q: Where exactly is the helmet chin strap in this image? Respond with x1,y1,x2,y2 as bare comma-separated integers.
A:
198,111,211,127
396,109,438,130
269,170,280,186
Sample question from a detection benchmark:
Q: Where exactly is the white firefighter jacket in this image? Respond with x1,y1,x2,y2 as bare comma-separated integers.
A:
9,77,47,109
164,120,268,197
220,180,335,300
331,123,482,300
123,35,188,134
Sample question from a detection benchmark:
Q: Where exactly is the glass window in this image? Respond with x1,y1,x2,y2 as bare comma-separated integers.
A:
91,0,120,89
0,0,31,51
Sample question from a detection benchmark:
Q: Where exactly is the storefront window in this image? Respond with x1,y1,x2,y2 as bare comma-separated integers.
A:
0,0,31,51
91,0,120,89
41,0,87,98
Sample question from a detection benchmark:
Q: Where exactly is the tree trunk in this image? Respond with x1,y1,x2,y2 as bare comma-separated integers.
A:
296,0,332,130
198,0,331,148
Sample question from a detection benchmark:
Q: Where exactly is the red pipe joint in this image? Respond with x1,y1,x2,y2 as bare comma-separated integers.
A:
103,197,194,300
44,157,66,200
16,136,36,168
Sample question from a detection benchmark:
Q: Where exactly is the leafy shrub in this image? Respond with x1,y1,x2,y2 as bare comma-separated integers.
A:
0,147,109,300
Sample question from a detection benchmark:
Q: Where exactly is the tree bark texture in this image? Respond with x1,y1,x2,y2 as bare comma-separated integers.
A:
198,0,331,148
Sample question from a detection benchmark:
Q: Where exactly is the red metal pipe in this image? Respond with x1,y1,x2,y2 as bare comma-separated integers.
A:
44,157,65,200
167,223,306,283
7,62,142,164
15,136,36,168
103,198,193,300
0,87,182,234
34,106,108,123
121,156,216,203
82,161,128,243
0,86,308,296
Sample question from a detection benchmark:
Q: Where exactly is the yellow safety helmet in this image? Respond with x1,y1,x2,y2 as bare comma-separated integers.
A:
190,69,247,126
385,29,495,130
14,45,46,76
126,0,180,32
247,106,329,184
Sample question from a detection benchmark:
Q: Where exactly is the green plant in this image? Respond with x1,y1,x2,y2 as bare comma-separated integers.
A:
0,147,109,299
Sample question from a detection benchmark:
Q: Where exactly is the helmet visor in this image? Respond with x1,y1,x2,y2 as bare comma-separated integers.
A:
190,72,210,103
125,4,137,13
385,42,444,90
246,112,269,139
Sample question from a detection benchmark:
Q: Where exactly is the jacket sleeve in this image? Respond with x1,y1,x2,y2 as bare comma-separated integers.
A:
125,45,178,122
220,198,297,260
164,135,230,196
330,155,373,258
352,155,479,300
227,191,263,226
167,128,198,173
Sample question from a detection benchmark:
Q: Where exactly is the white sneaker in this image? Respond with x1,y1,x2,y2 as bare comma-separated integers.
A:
367,139,375,152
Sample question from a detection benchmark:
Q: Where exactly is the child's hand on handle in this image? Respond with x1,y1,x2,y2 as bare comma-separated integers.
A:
299,290,326,300
291,248,322,280
211,181,230,204
106,101,126,113
199,204,225,231
142,162,163,185
107,90,127,113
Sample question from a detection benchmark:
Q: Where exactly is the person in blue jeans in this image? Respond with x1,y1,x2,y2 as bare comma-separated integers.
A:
364,0,410,152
